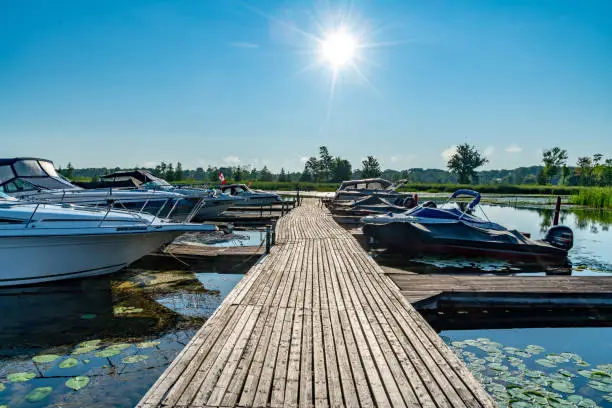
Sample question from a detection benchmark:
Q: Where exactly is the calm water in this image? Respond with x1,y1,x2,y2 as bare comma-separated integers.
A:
441,327,612,407
378,204,612,276
0,270,243,407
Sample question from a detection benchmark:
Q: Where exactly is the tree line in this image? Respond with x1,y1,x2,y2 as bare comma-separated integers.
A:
60,144,612,187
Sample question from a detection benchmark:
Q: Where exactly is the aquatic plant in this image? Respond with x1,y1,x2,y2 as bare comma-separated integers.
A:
114,306,144,315
122,355,149,364
6,372,36,383
59,357,79,369
136,340,161,349
66,376,90,391
32,354,61,364
571,188,612,209
25,387,53,403
446,337,612,407
0,383,5,392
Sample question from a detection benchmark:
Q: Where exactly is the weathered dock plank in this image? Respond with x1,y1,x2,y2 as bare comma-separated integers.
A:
385,272,612,306
137,199,495,408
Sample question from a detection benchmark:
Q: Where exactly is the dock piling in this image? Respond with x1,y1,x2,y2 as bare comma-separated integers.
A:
265,225,271,254
553,196,562,226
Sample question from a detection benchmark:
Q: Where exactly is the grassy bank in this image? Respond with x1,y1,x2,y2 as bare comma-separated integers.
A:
570,187,612,209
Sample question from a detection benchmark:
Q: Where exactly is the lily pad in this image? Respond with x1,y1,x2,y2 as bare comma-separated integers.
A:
136,341,160,349
0,383,5,392
550,381,575,393
107,343,131,351
546,354,570,364
7,372,36,383
536,359,557,368
114,306,143,315
588,380,612,393
66,376,90,391
122,355,149,364
25,386,53,403
525,370,545,379
59,358,79,369
77,339,101,348
451,341,466,348
32,354,61,364
94,348,122,358
597,364,612,373
80,313,97,319
525,345,545,354
488,363,508,371
72,345,99,355
558,369,576,378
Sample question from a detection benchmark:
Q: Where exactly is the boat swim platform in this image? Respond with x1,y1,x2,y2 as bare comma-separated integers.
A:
384,270,612,309
138,198,495,408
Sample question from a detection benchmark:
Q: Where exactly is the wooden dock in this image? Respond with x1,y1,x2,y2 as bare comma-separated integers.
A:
385,271,612,307
138,199,494,408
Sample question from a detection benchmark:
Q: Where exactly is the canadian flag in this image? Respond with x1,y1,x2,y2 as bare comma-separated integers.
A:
219,172,226,185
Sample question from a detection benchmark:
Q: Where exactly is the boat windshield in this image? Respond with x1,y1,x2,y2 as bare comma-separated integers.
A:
0,166,14,184
13,159,46,177
39,160,59,177
142,180,172,189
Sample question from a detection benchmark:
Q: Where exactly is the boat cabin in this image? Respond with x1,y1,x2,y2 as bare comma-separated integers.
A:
337,178,394,192
0,158,76,193
219,184,253,196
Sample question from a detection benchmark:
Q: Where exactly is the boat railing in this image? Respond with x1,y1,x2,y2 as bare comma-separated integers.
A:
9,195,206,229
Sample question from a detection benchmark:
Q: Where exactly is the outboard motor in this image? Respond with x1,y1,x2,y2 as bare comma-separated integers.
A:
544,225,574,251
421,201,437,208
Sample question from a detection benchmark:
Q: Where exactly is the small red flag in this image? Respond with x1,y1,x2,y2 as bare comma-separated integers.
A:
219,172,226,185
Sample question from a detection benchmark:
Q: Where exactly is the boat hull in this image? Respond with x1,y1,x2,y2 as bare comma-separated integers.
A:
192,200,234,220
362,222,567,262
0,230,184,286
232,196,280,206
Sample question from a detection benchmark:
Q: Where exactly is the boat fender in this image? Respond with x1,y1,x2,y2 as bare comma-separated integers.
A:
422,201,437,208
544,225,574,251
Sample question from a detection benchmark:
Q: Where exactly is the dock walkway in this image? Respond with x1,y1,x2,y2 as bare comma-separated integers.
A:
138,198,494,408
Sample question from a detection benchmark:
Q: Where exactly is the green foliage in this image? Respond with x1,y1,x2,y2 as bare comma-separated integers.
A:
541,147,568,183
330,157,352,182
447,144,488,184
258,165,274,181
278,168,288,182
361,156,382,178
570,187,612,209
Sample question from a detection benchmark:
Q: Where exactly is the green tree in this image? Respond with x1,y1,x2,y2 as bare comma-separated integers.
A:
259,166,273,181
361,156,382,178
278,168,287,182
174,162,184,181
304,157,322,182
330,157,352,182
166,163,175,182
319,146,333,182
65,162,74,179
576,156,593,185
446,144,488,184
194,167,205,181
299,170,313,182
542,147,568,183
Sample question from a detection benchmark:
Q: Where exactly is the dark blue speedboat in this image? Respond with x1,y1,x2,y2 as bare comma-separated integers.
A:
361,189,573,262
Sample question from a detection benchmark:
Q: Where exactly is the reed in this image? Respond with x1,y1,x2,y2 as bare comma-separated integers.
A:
570,187,612,209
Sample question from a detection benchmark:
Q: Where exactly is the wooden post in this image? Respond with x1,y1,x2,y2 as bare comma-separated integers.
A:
271,224,276,245
265,225,271,254
296,186,301,206
553,196,561,226
281,201,285,217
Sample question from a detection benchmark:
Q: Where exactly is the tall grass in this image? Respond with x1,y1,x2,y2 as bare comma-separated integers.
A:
570,187,612,209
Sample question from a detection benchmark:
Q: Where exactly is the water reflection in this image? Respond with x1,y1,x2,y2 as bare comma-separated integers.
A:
0,269,244,407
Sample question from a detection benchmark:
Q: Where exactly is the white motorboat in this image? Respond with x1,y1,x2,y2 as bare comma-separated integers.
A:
219,184,282,206
0,158,199,219
0,193,216,286
333,178,411,202
97,170,241,220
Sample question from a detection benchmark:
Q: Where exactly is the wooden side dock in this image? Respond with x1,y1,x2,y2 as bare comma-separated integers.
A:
138,199,494,408
385,271,612,307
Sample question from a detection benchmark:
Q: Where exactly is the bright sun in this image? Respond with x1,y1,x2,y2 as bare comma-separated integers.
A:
321,29,357,68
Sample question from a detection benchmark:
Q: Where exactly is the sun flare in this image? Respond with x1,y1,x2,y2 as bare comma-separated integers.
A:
321,29,357,68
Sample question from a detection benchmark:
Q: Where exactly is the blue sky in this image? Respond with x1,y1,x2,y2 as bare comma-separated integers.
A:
1,0,611,172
